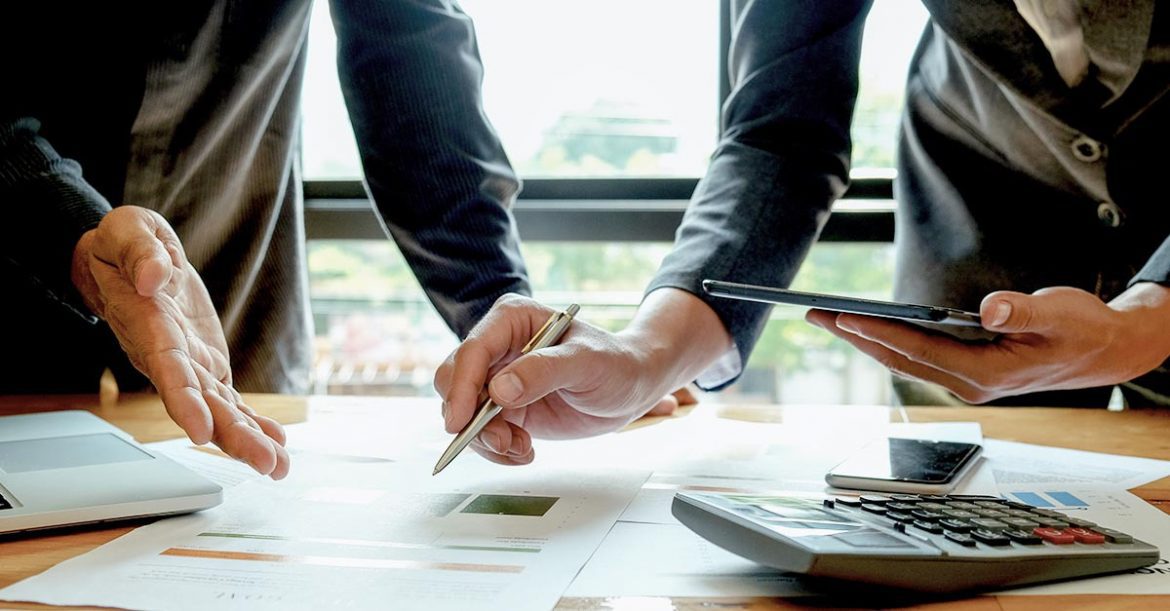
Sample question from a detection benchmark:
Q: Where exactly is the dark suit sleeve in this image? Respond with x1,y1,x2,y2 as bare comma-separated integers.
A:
330,0,530,339
0,118,111,321
645,0,872,389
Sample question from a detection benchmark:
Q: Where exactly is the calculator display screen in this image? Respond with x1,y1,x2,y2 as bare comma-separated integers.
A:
725,496,863,538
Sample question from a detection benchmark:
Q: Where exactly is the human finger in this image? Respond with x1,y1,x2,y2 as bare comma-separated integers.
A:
469,436,535,466
235,400,288,447
486,343,595,410
193,363,287,478
90,207,179,297
438,296,556,431
980,287,1095,334
810,313,989,402
643,394,679,417
831,313,988,377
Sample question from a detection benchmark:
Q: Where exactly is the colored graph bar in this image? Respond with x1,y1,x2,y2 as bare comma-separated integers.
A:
1046,491,1089,507
1010,492,1053,508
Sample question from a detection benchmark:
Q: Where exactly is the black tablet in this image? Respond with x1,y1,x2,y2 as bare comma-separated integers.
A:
701,279,983,327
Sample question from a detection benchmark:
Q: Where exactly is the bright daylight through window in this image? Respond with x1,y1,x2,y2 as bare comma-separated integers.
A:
302,1,929,403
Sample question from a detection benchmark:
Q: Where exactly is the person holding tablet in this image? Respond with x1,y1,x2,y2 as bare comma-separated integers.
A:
435,0,1170,465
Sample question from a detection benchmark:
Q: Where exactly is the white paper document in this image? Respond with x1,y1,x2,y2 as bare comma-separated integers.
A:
148,438,262,489
565,521,817,598
0,457,648,611
997,487,1170,595
984,439,1170,490
579,416,993,525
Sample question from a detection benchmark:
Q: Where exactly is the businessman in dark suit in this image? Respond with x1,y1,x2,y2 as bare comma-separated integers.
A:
435,0,1170,465
0,1,528,477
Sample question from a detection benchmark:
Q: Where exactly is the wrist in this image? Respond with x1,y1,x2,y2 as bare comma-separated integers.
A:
618,288,734,392
1108,282,1170,375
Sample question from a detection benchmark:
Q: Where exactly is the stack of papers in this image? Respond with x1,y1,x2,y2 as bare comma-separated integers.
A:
3,402,1170,608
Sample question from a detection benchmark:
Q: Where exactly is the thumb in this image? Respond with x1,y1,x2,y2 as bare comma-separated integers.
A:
488,347,586,409
980,291,1044,333
91,207,178,297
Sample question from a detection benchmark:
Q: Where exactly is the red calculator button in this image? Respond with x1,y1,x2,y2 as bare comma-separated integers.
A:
1066,527,1106,544
1033,527,1075,544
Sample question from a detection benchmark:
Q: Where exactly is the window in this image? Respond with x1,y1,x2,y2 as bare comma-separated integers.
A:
303,1,930,404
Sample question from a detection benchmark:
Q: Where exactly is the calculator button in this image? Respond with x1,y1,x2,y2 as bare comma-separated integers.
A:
1034,528,1076,544
970,519,1009,531
885,510,915,523
1066,528,1106,544
974,501,1007,509
945,502,980,510
917,502,949,511
910,509,948,522
1004,509,1038,518
1095,528,1134,544
889,494,921,502
887,502,919,512
970,529,1012,546
942,509,979,519
1036,518,1071,529
1003,529,1044,545
1066,517,1097,528
945,532,977,547
1003,517,1040,530
834,496,863,507
947,495,1001,501
861,503,888,515
912,520,944,534
822,499,836,509
972,509,1010,518
1004,501,1036,510
919,495,950,502
860,495,894,505
939,519,974,533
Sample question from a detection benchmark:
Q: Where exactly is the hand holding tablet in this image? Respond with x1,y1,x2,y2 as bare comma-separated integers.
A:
702,279,998,341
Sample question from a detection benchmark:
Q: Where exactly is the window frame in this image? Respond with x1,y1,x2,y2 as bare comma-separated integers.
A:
302,0,895,244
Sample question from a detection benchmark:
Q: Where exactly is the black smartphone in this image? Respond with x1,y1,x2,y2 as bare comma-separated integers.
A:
701,280,983,327
825,437,984,494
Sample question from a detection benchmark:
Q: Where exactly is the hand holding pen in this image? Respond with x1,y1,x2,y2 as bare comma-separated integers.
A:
434,303,579,474
432,292,720,470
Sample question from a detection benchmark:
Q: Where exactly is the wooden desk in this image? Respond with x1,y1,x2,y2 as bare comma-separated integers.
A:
2,394,1169,611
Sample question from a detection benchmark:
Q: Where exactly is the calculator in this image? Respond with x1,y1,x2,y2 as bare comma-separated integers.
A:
672,491,1159,593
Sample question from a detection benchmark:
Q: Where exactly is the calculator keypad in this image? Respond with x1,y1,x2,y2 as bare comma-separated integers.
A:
835,493,1135,551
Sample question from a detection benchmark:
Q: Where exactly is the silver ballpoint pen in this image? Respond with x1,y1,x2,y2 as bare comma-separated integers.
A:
433,304,580,475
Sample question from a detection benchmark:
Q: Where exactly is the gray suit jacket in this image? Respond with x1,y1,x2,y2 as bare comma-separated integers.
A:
0,0,529,394
648,0,1170,405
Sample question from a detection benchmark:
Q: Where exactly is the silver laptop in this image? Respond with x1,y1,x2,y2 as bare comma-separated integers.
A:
0,410,222,534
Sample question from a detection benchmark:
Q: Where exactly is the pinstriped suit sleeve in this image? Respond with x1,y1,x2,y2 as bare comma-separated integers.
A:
644,0,872,390
331,0,530,339
0,118,111,321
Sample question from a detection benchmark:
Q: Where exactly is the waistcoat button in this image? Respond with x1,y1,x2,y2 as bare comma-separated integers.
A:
1097,201,1123,228
1071,135,1103,162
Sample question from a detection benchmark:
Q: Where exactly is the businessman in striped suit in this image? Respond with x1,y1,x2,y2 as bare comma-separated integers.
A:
0,1,528,477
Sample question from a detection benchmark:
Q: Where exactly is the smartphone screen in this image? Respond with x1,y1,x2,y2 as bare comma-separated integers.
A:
827,438,982,485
